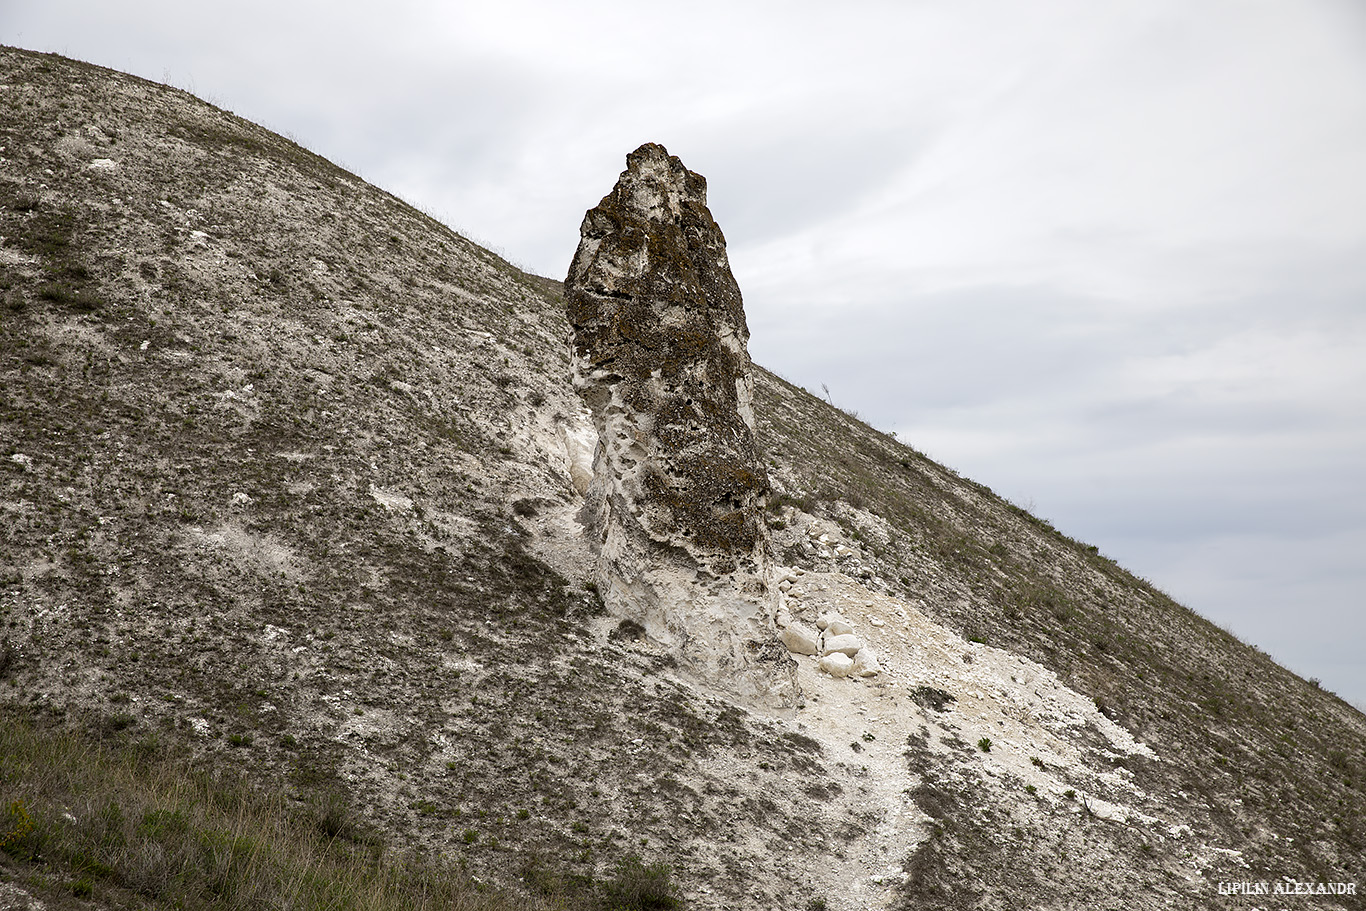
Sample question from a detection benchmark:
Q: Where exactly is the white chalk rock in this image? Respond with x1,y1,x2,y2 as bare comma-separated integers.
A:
559,417,597,496
852,647,881,677
818,613,854,636
818,653,854,678
780,622,820,656
821,633,863,657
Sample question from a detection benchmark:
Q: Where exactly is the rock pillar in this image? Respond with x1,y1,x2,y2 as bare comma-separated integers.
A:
565,143,793,702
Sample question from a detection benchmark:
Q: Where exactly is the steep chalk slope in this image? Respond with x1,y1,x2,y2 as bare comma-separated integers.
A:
1,47,1363,911
0,48,924,911
753,372,1366,909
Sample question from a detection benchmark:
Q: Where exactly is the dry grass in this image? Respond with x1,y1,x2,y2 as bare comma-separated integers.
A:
0,713,555,911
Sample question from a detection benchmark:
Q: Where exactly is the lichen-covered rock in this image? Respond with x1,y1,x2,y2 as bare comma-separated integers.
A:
565,143,793,701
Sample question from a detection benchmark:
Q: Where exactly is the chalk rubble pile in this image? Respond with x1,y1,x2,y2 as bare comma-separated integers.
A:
773,567,881,679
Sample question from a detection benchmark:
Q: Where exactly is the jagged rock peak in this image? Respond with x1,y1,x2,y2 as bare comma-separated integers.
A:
565,142,768,575
565,144,791,701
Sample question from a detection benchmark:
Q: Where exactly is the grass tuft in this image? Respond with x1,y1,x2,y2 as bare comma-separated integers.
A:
600,853,681,910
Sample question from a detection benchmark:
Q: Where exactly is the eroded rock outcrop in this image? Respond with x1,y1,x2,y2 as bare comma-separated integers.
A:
565,143,793,701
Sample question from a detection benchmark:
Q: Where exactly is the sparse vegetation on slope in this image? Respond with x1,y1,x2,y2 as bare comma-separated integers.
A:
0,45,841,911
2,44,1364,911
753,367,1366,907
1,711,696,911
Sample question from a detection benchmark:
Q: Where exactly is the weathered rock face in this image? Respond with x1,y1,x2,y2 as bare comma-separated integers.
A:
565,143,792,701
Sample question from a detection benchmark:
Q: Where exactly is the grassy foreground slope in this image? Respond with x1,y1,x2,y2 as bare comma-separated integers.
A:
2,45,1363,911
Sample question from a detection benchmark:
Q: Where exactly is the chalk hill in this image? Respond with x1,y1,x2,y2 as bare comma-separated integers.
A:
2,46,1363,911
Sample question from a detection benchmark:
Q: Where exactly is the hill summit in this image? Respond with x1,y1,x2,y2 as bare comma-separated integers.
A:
1,46,1364,911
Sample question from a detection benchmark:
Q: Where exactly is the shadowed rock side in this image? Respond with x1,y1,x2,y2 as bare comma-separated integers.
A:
565,143,793,701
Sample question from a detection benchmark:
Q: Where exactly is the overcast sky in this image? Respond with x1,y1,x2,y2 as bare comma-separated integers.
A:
6,0,1364,710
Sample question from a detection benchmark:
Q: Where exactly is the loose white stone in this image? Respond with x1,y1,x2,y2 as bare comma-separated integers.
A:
869,617,884,628
819,613,854,636
779,622,820,656
821,633,863,657
818,653,854,678
852,647,881,677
